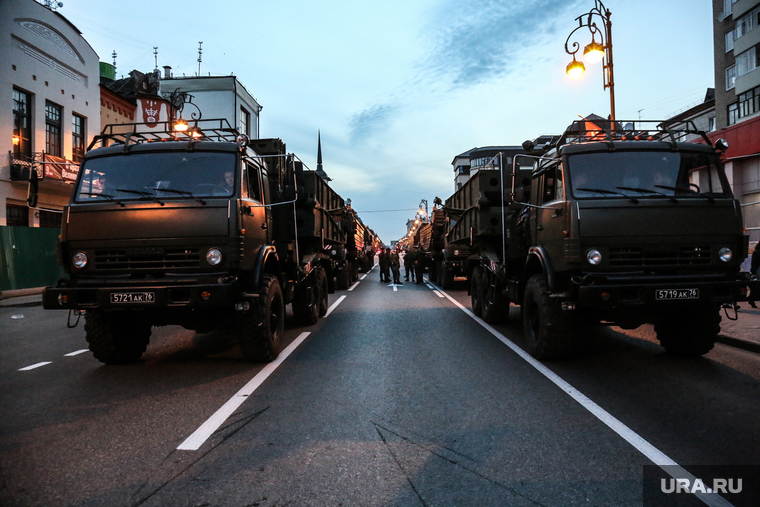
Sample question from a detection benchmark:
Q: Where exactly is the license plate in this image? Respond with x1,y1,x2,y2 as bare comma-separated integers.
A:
655,288,699,300
110,292,155,303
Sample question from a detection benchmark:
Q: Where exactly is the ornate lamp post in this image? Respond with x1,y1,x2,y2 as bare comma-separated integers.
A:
564,0,615,123
418,199,428,223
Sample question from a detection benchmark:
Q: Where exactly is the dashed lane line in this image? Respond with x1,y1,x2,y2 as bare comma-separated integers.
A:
64,349,89,357
348,281,360,291
429,281,734,507
18,362,52,371
178,331,312,451
324,295,347,317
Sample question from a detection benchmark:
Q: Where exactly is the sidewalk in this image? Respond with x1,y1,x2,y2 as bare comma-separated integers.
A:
2,287,759,353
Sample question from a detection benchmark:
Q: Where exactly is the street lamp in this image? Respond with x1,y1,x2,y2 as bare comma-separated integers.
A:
564,0,615,123
418,199,428,223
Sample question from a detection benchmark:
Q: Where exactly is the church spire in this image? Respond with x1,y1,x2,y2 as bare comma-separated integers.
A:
315,130,331,181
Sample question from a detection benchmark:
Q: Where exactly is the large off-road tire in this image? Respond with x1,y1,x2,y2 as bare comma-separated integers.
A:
293,271,319,326
316,266,329,317
481,269,509,324
84,310,151,365
239,275,285,362
654,305,720,357
336,266,350,290
440,264,455,290
471,266,483,317
522,274,575,360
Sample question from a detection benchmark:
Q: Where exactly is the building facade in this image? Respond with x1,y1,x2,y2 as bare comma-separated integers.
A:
713,0,760,243
1,0,100,227
452,146,526,190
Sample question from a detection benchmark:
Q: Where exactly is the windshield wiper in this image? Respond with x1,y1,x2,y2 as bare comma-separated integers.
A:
617,186,678,203
576,187,639,203
116,189,165,206
654,185,715,203
157,188,207,205
79,192,125,207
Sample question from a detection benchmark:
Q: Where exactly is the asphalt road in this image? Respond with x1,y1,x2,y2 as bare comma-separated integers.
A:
1,267,759,507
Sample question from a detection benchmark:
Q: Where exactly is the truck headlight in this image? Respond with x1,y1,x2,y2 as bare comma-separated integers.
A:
454,250,460,256
719,247,733,262
72,252,88,269
206,248,223,266
586,249,602,265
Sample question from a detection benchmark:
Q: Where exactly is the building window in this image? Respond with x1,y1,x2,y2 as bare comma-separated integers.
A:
726,64,737,90
736,46,757,77
708,117,716,132
735,5,760,39
724,0,739,17
728,102,739,125
72,114,85,162
6,204,29,227
39,210,62,228
734,84,760,121
45,101,62,157
240,107,250,136
13,89,32,159
726,29,735,52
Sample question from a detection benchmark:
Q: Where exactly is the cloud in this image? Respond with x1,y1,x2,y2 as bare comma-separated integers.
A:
420,0,585,89
347,103,396,143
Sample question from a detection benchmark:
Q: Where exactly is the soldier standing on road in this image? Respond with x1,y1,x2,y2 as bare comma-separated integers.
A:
413,247,425,284
404,249,415,283
391,249,402,285
750,243,760,308
379,248,391,283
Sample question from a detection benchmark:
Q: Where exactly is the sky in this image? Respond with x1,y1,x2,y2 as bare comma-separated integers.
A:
55,0,715,244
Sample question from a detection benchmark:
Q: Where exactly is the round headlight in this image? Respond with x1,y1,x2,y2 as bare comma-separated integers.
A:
454,250,460,256
72,252,88,269
586,249,602,265
719,247,733,262
331,250,337,256
206,248,223,266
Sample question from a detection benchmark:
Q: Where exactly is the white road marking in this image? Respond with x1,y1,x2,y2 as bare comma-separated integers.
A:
393,285,398,292
64,349,89,357
324,295,346,317
432,290,445,298
348,281,360,291
178,331,312,451
435,287,734,507
19,362,52,371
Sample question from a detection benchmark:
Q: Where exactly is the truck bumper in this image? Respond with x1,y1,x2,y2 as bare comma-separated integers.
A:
43,279,240,311
576,277,758,309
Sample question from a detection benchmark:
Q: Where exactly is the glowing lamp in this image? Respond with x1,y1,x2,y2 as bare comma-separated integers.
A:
12,135,20,146
583,40,605,64
566,57,585,79
174,120,188,132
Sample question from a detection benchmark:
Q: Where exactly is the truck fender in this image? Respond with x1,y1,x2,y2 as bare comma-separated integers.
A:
252,246,281,291
524,246,557,292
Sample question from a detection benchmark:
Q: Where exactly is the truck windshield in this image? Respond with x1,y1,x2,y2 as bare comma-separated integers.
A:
567,150,730,200
74,151,237,202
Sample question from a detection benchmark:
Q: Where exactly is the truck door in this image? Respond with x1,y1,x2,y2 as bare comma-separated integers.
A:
534,162,568,269
240,161,268,266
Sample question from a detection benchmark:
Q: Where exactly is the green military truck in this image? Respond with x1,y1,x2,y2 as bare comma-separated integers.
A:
455,120,757,358
42,120,331,364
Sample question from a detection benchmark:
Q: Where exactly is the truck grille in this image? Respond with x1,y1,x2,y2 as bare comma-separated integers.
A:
94,248,201,270
609,246,711,268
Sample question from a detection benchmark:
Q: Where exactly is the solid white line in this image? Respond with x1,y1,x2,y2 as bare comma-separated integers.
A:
432,290,445,298
64,349,89,357
19,361,52,371
435,288,734,507
178,331,311,451
348,281,360,291
324,295,346,317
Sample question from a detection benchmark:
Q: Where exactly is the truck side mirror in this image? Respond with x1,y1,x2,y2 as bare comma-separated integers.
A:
27,168,38,208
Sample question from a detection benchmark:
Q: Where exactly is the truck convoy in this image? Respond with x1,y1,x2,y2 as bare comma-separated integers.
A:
441,120,757,359
41,120,377,364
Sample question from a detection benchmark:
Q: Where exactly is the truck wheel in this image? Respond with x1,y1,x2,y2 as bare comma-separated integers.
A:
239,274,285,362
471,266,483,317
316,266,329,317
441,265,455,290
84,310,151,364
336,267,349,290
522,274,574,359
293,272,319,326
655,305,720,357
481,270,507,324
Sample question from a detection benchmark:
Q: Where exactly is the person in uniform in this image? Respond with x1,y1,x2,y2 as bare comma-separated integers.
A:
391,249,402,285
413,247,425,284
404,249,415,283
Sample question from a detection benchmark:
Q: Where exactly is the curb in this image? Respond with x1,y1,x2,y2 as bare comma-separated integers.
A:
716,335,760,354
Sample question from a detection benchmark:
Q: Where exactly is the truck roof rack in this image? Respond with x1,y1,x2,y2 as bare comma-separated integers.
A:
555,119,712,149
87,118,242,151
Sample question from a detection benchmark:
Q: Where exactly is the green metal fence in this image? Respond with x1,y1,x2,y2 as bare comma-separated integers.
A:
0,226,64,291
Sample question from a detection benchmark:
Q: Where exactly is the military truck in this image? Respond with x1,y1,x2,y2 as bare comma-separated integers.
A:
427,202,468,289
42,120,332,364
451,120,757,359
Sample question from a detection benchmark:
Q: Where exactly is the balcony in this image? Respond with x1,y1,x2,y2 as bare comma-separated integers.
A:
8,152,79,184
